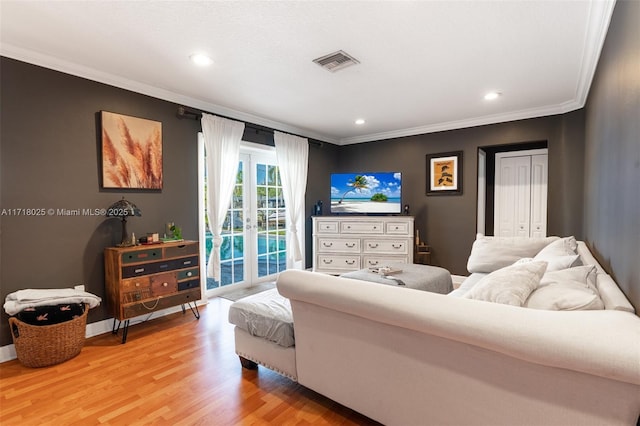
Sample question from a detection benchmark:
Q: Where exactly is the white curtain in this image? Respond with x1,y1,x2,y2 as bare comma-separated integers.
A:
274,131,308,267
201,113,245,281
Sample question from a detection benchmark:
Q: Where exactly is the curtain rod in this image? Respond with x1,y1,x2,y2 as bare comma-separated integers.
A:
176,106,323,147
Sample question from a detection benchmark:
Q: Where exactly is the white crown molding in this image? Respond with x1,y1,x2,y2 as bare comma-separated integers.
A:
573,0,616,107
338,100,583,145
0,44,338,145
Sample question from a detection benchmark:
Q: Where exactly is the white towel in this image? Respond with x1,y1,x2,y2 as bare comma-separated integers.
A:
4,288,102,315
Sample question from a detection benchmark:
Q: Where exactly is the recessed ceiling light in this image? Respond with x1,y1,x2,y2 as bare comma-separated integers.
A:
484,92,501,101
355,119,366,125
190,53,213,67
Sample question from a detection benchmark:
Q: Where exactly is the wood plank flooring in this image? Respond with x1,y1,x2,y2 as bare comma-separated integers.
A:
0,298,381,425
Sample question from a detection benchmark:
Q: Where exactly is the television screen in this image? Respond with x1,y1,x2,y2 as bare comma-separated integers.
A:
330,172,402,214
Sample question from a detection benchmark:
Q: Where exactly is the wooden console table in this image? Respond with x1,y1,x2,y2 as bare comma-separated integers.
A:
104,240,201,343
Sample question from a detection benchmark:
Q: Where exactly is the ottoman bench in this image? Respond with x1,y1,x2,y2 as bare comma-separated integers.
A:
340,262,453,294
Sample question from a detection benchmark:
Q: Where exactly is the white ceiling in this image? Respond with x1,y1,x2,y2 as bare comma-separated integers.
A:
0,1,615,145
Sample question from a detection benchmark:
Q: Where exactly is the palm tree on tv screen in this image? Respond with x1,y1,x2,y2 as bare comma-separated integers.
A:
338,175,369,204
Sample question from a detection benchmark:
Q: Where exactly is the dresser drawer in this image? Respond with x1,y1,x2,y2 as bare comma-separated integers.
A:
316,254,360,270
317,237,360,253
363,239,409,254
121,248,162,264
316,220,339,233
363,256,409,268
151,273,178,296
386,221,411,235
341,221,384,234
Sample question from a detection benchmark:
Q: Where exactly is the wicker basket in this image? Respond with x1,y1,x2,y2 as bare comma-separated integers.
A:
9,304,88,368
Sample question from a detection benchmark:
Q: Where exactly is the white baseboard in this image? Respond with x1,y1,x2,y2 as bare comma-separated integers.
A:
1,300,207,364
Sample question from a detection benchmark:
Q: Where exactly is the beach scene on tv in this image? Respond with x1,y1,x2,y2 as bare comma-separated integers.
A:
331,172,402,214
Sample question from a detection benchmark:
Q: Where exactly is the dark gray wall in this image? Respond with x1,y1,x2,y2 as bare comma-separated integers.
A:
336,113,585,274
583,0,640,309
0,58,202,345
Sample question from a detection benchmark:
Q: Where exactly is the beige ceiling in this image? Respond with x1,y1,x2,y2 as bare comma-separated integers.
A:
0,1,615,145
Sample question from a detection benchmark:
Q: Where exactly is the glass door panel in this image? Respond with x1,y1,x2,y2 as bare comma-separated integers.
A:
203,147,287,294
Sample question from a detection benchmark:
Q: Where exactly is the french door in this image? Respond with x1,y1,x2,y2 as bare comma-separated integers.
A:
200,141,287,296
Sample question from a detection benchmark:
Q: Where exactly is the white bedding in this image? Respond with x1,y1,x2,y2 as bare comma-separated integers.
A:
228,288,295,347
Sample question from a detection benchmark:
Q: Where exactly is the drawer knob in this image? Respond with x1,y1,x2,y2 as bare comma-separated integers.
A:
187,272,193,277
135,282,140,287
163,282,168,287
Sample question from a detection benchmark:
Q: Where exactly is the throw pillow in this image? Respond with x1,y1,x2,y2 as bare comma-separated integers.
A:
524,265,604,310
463,261,548,306
536,236,578,257
467,234,559,273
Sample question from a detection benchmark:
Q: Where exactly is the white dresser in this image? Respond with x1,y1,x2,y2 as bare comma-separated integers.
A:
312,216,414,274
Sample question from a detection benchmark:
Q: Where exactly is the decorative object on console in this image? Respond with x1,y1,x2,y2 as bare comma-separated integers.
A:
426,151,463,195
101,111,162,190
106,197,142,247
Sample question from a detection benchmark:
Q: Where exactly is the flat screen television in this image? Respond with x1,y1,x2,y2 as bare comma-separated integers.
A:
330,172,402,214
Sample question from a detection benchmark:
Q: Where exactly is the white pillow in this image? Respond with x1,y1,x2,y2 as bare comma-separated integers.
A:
525,265,604,310
467,235,559,273
536,236,578,257
464,261,548,306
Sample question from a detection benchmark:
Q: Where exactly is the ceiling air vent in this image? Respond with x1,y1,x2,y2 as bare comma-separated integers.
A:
313,50,360,72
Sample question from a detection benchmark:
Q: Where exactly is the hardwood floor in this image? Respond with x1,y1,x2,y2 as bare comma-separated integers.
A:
0,298,381,425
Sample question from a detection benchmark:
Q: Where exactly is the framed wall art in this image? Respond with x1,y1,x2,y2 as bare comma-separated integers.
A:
101,111,163,189
426,151,463,195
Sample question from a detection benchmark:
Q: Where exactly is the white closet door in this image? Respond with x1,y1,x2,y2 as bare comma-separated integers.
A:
530,154,548,238
495,156,531,237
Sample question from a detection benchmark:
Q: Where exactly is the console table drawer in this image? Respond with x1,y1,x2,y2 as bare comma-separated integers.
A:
317,238,360,253
121,248,162,264
122,288,200,318
177,268,199,280
165,243,199,258
317,255,360,270
341,221,384,234
363,239,409,254
151,273,178,296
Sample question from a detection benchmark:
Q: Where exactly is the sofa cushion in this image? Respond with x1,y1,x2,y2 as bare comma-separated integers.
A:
467,234,559,273
463,261,547,306
525,265,604,311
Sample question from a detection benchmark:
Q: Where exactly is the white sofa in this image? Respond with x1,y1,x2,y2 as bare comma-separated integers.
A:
231,238,640,425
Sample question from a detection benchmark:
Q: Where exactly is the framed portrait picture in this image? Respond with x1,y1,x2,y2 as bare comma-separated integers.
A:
426,151,463,195
101,111,163,189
